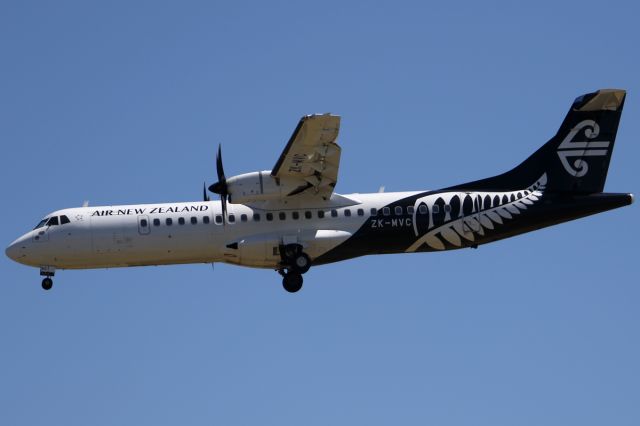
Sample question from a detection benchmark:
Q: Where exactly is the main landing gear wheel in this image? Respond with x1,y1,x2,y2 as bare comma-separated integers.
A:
291,253,311,274
41,277,53,291
282,273,303,293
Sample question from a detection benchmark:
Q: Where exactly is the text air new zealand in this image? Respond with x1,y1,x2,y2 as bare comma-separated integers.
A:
6,89,633,292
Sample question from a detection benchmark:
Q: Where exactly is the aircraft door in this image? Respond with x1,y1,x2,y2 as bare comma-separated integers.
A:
137,215,151,235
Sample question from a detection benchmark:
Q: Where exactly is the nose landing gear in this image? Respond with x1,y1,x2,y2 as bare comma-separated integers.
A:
40,266,55,291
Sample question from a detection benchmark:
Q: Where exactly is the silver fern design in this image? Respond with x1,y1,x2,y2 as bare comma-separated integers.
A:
406,174,548,252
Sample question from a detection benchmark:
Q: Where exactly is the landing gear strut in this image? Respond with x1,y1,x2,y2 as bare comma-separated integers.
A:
278,244,311,293
40,266,55,291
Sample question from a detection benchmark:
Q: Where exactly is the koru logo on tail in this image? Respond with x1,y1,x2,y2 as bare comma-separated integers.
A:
557,120,610,177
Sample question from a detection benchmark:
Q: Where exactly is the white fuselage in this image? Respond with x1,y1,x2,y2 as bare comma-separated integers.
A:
6,191,421,271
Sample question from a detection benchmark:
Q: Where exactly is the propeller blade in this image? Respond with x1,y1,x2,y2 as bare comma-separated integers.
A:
203,182,210,202
221,194,227,225
216,144,226,185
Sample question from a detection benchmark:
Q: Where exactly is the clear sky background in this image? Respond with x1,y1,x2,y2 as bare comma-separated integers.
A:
1,1,638,425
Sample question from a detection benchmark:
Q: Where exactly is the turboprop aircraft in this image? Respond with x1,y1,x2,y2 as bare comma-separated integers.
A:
5,89,633,292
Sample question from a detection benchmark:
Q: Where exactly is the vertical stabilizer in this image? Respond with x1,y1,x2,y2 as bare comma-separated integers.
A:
451,89,626,193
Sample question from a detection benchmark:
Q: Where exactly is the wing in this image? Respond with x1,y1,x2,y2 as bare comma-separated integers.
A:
271,114,341,199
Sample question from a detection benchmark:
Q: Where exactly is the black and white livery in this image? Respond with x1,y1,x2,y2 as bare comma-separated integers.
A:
6,89,633,292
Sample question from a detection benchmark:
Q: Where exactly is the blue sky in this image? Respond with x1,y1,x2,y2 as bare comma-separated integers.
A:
1,1,638,425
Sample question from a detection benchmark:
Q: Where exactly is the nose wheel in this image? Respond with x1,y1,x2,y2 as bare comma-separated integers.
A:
41,277,53,291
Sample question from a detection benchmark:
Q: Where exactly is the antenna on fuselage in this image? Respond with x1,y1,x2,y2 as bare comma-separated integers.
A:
82,200,90,207
378,186,385,193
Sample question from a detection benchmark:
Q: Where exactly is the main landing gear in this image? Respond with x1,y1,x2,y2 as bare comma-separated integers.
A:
277,244,312,293
280,270,303,293
40,266,55,291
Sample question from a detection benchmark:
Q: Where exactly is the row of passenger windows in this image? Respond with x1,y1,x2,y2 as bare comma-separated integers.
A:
33,196,518,231
214,206,423,224
141,206,428,227
35,205,432,230
145,194,527,228
140,216,211,228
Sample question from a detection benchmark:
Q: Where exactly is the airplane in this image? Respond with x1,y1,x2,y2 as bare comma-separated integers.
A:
5,89,633,293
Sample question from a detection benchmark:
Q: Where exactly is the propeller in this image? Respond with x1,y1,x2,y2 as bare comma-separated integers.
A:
208,144,229,224
203,182,210,202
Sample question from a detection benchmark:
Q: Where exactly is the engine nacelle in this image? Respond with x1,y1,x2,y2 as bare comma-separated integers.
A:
226,171,301,203
225,170,333,204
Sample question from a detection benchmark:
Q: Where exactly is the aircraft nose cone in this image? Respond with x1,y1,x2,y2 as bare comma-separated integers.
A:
6,236,28,263
6,240,20,261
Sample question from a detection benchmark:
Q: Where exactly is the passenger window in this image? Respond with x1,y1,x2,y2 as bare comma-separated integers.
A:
344,209,351,217
178,217,185,225
140,219,148,227
292,212,299,220
382,207,390,216
419,205,428,214
253,213,261,222
305,211,312,219
331,209,338,217
266,213,273,221
279,212,286,220
228,214,235,223
153,218,161,226
240,214,247,222
215,215,223,224
203,216,210,224
395,206,403,215
317,210,325,219
166,218,173,226
370,208,377,215
407,206,415,214
191,217,198,224
46,216,59,226
357,208,364,216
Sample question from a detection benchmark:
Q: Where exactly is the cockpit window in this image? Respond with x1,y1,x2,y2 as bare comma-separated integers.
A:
46,216,59,226
60,215,70,225
34,219,48,229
